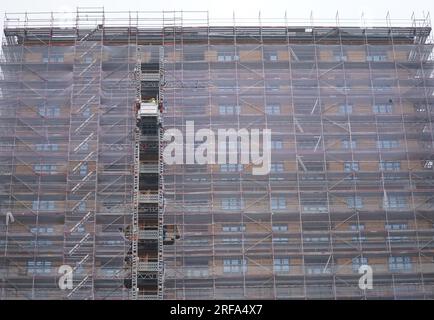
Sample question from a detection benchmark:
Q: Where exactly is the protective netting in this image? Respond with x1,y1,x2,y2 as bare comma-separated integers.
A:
161,40,434,299
1,22,434,300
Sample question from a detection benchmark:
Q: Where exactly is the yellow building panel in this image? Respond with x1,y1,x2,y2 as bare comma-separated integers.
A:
64,52,74,63
388,50,409,62
319,50,333,62
277,50,290,61
239,50,262,62
205,50,217,62
165,50,182,62
284,160,297,171
347,50,366,62
25,52,42,62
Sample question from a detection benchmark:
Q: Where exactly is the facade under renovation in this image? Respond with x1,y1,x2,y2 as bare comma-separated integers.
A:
1,9,434,299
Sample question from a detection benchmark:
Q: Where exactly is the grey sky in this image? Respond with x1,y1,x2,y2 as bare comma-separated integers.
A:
1,0,433,34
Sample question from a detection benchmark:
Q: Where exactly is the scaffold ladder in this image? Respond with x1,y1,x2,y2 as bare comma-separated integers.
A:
157,46,165,299
131,130,140,299
130,48,142,300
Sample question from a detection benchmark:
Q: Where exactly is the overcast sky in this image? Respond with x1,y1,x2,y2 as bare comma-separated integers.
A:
1,0,433,33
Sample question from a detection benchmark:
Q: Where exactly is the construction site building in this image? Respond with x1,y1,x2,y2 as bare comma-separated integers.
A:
1,9,434,299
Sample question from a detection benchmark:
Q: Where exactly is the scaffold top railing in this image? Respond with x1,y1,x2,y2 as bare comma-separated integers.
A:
2,9,431,30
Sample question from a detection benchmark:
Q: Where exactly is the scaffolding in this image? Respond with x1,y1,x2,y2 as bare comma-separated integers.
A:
1,8,434,300
0,8,138,299
160,11,434,299
126,43,164,300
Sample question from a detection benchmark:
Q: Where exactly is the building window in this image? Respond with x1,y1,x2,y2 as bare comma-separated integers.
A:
384,195,408,209
265,52,278,61
222,225,245,232
38,106,60,117
379,161,400,171
79,164,88,176
27,261,52,274
374,84,393,91
222,237,241,244
273,237,289,244
346,196,363,209
387,235,409,242
32,201,56,211
223,259,247,273
52,54,64,63
29,239,53,247
385,223,408,230
373,104,393,114
185,268,210,279
219,105,240,115
270,163,284,173
223,239,241,245
78,201,86,212
389,256,412,271
271,197,286,210
352,235,367,242
302,205,327,213
350,223,365,231
306,264,331,275
272,224,288,232
342,139,356,149
221,198,244,210
104,240,125,247
103,240,123,246
220,164,243,172
274,258,290,272
43,53,64,63
298,161,325,172
34,165,57,174
79,142,89,151
30,226,54,234
367,55,387,62
352,257,368,272
82,107,91,117
304,236,329,243
377,139,399,149
339,105,353,114
301,199,328,213
35,144,59,152
265,104,280,115
101,268,120,276
217,52,239,62
334,54,347,62
271,140,283,149
73,226,85,234
344,162,359,172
